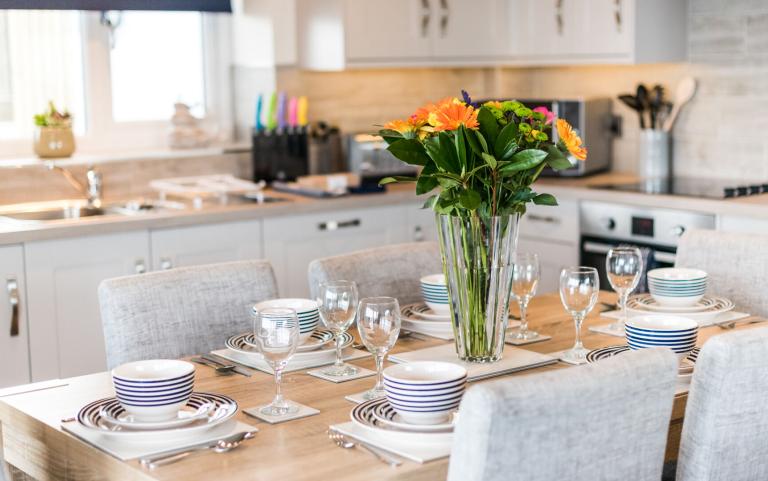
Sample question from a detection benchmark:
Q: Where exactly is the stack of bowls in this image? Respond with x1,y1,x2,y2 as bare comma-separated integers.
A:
383,361,467,425
420,274,450,314
112,359,195,421
253,298,320,344
625,315,699,360
647,268,708,307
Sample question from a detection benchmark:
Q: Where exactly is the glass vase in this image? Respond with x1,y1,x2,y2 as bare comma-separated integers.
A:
437,213,520,363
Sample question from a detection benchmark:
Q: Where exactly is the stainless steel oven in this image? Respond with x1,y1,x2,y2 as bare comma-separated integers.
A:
579,201,716,292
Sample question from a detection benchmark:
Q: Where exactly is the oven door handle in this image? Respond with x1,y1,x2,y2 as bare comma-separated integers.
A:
582,241,614,255
653,251,677,264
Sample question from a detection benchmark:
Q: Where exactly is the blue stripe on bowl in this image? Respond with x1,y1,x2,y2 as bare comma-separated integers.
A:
116,393,192,407
625,333,698,342
383,385,465,398
625,325,698,334
626,339,697,348
116,389,193,403
384,392,464,405
383,376,467,390
112,371,193,385
114,379,194,394
387,400,461,412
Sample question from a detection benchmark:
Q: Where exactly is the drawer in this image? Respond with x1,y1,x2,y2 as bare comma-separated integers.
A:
519,199,579,244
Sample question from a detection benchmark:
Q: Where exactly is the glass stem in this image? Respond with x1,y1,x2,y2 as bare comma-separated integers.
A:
573,314,584,350
273,367,284,405
334,332,344,367
519,299,528,332
374,353,385,392
621,292,629,325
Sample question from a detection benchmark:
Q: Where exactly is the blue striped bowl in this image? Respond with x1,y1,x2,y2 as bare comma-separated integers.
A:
420,274,449,314
383,361,466,425
112,360,195,421
626,316,699,360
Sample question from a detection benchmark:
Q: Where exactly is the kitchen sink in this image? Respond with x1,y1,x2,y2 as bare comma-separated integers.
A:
0,199,185,224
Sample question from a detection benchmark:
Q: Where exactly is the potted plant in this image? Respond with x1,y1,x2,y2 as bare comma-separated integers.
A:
33,101,75,158
379,91,587,362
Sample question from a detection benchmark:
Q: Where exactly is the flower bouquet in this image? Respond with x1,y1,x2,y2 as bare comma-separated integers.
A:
380,91,587,362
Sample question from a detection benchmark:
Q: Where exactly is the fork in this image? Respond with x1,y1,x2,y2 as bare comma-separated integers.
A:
328,429,402,466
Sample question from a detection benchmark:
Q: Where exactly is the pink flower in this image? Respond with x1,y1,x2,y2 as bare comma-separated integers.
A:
533,106,555,125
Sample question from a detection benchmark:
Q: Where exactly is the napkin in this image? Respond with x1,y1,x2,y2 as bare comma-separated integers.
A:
62,419,257,461
211,347,370,374
330,421,452,463
389,344,556,381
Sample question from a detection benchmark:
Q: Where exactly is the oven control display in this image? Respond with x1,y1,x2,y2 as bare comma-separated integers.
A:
631,217,654,237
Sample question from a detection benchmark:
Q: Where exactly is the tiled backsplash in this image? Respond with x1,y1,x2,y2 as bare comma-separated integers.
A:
267,0,768,181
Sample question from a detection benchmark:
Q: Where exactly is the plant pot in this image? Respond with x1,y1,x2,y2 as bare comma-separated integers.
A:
33,127,76,158
437,213,520,363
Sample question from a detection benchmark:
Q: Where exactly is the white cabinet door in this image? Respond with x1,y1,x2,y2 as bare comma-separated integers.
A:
511,0,587,58
517,238,578,294
405,204,439,244
344,0,432,61
150,220,263,271
0,245,30,388
264,206,407,298
25,231,150,380
431,0,507,58
583,0,633,57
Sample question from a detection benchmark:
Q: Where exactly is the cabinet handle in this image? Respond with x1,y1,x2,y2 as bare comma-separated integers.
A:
420,0,430,38
318,219,361,231
160,258,173,270
614,0,622,32
555,0,564,36
527,214,561,224
413,226,425,242
439,0,448,37
6,278,19,337
135,259,147,275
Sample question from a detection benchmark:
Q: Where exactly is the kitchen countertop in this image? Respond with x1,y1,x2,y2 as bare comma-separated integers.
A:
1,173,767,246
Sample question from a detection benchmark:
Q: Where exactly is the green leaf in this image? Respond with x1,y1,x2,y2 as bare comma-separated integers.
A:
437,132,461,173
456,126,467,171
465,126,486,156
474,130,489,153
378,175,416,185
494,121,519,160
477,107,499,146
499,149,548,174
533,193,558,206
422,195,438,210
459,190,481,210
416,162,439,195
481,152,497,169
545,144,574,170
378,128,404,144
386,139,430,166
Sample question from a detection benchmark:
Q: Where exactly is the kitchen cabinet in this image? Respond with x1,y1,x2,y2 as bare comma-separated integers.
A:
25,232,150,380
150,220,263,271
0,245,30,388
405,203,439,244
263,206,407,297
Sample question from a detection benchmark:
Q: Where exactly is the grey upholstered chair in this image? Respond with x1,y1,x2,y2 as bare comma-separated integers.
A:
675,229,768,317
98,260,278,368
447,348,679,481
674,327,768,481
307,242,442,304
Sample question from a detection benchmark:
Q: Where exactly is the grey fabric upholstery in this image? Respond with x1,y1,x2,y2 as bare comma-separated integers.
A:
675,229,768,317
307,242,442,304
447,348,679,481
676,327,768,481
99,260,278,369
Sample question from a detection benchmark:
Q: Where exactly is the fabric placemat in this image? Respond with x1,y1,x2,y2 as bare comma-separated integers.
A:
62,419,257,461
330,421,452,463
211,348,369,374
388,344,556,381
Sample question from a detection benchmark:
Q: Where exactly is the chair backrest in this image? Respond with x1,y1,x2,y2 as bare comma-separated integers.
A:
307,242,442,304
675,229,768,317
98,260,278,369
447,348,679,481
676,327,768,481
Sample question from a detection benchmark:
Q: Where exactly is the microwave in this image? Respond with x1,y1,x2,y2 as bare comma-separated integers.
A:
493,98,615,177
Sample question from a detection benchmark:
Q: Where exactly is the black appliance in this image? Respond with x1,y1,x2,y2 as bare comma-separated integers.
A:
593,177,768,199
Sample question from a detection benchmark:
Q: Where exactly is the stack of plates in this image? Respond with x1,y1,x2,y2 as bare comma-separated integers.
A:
626,294,734,322
226,330,352,360
626,315,699,359
420,274,450,314
400,303,453,339
383,362,467,425
647,268,708,307
253,298,320,343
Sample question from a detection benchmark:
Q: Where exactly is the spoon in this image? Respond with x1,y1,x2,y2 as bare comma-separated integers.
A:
649,84,665,129
636,84,649,130
618,94,644,129
142,431,256,468
663,77,697,132
190,357,235,375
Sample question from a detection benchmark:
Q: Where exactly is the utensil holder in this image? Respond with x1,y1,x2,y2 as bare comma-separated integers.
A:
638,130,671,178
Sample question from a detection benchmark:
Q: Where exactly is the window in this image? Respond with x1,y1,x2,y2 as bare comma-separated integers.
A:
0,10,230,157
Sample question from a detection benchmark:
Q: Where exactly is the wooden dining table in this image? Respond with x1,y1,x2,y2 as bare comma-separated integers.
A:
0,291,763,481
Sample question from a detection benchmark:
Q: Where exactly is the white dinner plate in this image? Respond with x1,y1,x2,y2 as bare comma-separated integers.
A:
243,329,334,353
226,330,352,358
98,401,215,430
371,399,456,433
402,303,451,322
627,294,734,320
351,398,453,444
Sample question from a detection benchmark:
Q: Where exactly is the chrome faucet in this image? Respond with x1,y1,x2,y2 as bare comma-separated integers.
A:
45,162,103,208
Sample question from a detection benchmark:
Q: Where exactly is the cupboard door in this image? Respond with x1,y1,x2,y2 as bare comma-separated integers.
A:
0,245,30,388
264,206,407,298
150,220,263,271
344,0,432,61
583,0,633,57
25,231,150,380
511,0,587,58
405,204,439,244
431,0,507,58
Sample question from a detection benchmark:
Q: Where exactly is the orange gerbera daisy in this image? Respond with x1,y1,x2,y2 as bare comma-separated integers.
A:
429,102,479,132
410,97,460,126
556,118,587,161
383,119,414,134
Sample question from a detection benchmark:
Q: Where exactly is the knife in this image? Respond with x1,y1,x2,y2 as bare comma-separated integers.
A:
276,92,287,130
202,354,253,377
254,94,263,132
288,97,298,128
297,96,309,127
265,91,278,131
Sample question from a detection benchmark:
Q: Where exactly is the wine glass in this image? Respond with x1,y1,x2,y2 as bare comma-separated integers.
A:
606,247,643,331
510,252,541,340
357,297,401,400
251,307,300,416
317,280,359,377
559,267,599,363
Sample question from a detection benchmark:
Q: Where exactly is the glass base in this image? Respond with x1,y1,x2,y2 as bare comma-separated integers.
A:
510,328,539,340
362,388,386,401
457,354,503,363
260,401,299,417
562,346,590,362
320,363,358,377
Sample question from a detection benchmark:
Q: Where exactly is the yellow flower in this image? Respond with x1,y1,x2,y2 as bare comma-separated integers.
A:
383,119,414,134
429,102,479,132
483,100,503,109
411,97,460,126
556,118,587,161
